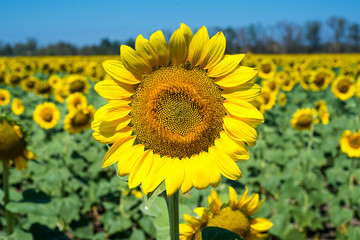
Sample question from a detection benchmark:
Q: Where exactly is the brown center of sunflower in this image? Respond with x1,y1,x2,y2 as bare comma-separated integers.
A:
337,79,350,93
26,80,36,89
314,73,326,87
268,81,276,91
37,82,52,94
261,63,271,74
41,108,53,122
0,93,5,101
10,75,21,85
207,207,250,238
70,80,85,93
297,114,313,128
349,136,360,149
131,65,225,158
71,112,91,127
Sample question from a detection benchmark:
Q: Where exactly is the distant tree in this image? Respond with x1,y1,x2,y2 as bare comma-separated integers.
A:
277,21,303,53
327,16,347,52
305,21,321,52
348,23,360,52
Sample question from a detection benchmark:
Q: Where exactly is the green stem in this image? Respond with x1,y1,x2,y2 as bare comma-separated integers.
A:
166,190,179,240
2,160,14,235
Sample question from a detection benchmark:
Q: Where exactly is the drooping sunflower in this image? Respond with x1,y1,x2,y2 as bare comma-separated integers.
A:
291,108,317,131
92,24,263,196
179,186,273,240
331,75,355,101
0,118,36,170
0,88,11,106
11,98,24,115
66,92,88,112
339,130,360,158
314,100,329,125
33,102,60,129
278,92,287,107
64,105,95,134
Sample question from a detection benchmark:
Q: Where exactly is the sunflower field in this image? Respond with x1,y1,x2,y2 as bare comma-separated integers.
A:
1,50,360,240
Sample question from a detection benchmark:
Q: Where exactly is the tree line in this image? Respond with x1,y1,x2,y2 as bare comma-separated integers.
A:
1,16,359,56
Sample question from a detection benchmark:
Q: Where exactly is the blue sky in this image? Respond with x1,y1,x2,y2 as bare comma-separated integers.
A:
1,0,359,46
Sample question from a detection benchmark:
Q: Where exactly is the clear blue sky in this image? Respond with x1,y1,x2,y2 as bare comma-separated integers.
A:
1,0,359,46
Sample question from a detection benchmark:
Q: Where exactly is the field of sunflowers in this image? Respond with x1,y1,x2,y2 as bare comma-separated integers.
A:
1,52,360,240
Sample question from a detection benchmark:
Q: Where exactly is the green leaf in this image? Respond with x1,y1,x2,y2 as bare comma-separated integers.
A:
142,181,166,209
201,227,244,240
129,229,146,240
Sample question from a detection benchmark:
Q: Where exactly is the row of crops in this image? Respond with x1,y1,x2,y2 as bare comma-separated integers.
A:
0,54,360,239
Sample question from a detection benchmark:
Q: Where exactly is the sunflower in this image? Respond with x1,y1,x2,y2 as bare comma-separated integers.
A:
48,75,63,89
291,108,317,131
340,130,360,158
65,74,90,95
11,98,24,115
252,87,276,114
0,118,36,170
331,75,355,101
5,72,23,87
179,186,273,240
257,60,276,80
66,92,88,112
85,61,105,82
33,102,60,129
281,72,298,92
356,79,360,98
64,105,95,134
315,100,329,125
21,76,39,92
299,70,314,91
310,68,334,91
0,89,11,106
278,92,287,107
92,24,263,196
35,81,53,98
261,78,280,95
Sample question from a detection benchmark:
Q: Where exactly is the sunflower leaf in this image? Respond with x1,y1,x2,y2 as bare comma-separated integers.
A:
141,181,166,209
202,227,244,240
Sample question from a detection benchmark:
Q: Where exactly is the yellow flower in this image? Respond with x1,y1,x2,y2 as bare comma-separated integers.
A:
261,78,280,96
180,186,273,240
22,76,39,92
0,89,11,106
310,68,334,91
5,72,23,87
36,81,53,98
66,93,88,112
340,130,360,158
257,59,276,80
33,102,60,129
64,105,95,134
92,24,264,196
65,74,90,95
11,98,24,115
356,79,360,98
0,119,36,170
331,75,355,101
315,100,329,125
299,70,314,91
48,75,63,89
278,92,287,107
281,72,299,92
253,87,276,114
291,108,317,131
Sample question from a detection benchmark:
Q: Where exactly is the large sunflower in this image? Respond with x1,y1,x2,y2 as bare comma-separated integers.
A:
92,24,263,196
339,130,360,158
179,186,273,240
33,102,60,129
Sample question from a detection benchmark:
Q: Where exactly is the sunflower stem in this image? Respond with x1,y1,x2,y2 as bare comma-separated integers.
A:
2,160,14,235
166,190,179,240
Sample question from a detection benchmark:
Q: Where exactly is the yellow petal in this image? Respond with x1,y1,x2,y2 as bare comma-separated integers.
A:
128,150,153,188
223,115,258,145
23,149,36,160
179,223,195,236
208,189,221,214
224,99,264,128
250,218,273,232
94,79,134,100
237,186,249,208
135,34,159,68
193,207,208,221
217,131,249,161
221,84,261,102
165,158,185,196
181,157,194,194
209,144,242,180
169,28,187,65
91,115,131,133
187,26,209,66
102,60,140,84
248,198,265,215
121,45,152,76
149,30,170,66
189,153,210,190
14,155,27,170
141,154,169,195
241,193,259,214
207,54,245,78
199,32,226,69
117,144,145,176
101,136,136,167
184,214,202,226
215,66,258,88
180,23,193,47
92,126,132,144
94,101,131,122
229,186,238,209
